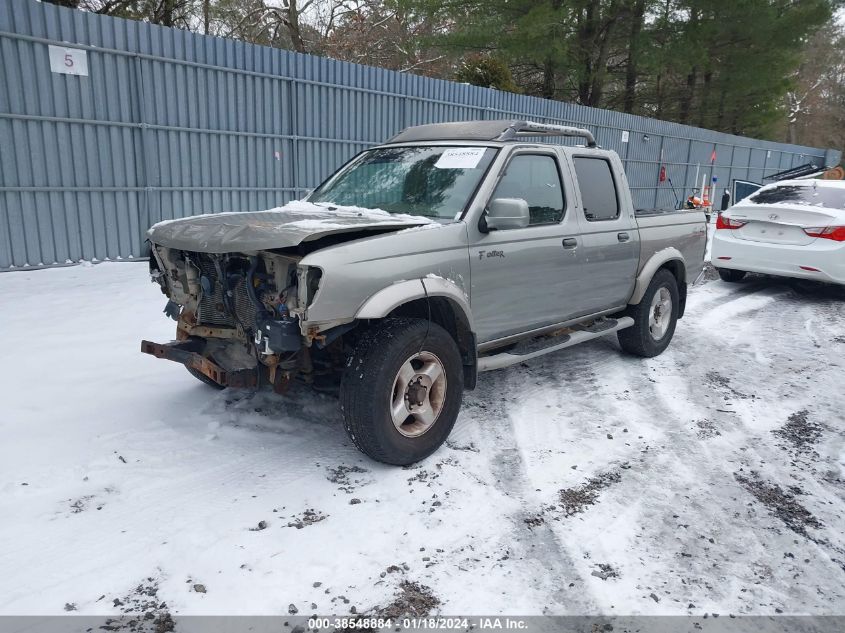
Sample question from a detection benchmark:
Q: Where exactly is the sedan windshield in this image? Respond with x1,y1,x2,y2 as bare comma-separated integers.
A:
308,146,498,220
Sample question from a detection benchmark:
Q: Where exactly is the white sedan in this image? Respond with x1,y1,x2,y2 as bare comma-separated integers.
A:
711,179,845,285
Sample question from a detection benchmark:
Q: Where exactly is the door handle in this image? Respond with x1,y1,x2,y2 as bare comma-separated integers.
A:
617,232,630,242
562,237,578,249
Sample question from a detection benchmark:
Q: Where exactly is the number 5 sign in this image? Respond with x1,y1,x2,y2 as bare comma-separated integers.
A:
48,45,89,76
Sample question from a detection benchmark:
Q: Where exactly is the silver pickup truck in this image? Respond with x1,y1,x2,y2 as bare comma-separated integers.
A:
143,120,706,465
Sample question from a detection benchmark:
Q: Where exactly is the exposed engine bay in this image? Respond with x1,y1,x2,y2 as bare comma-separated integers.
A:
144,244,338,392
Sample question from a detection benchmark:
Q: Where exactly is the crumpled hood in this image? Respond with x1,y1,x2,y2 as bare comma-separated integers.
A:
146,200,433,253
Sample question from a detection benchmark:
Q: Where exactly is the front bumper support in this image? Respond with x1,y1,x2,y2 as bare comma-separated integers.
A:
141,339,257,388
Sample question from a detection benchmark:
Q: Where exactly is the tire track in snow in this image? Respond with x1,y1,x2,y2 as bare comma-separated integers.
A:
691,286,787,324
645,280,845,611
514,344,720,614
464,368,599,614
468,277,845,614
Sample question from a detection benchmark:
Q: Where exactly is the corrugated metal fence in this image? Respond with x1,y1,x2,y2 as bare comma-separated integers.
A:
0,0,840,270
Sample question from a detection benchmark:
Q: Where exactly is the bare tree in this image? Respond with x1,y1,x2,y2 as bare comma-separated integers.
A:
214,0,323,53
43,0,198,26
784,23,845,149
320,2,451,76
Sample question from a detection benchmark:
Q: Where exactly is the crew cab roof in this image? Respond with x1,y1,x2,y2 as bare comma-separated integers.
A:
388,119,597,147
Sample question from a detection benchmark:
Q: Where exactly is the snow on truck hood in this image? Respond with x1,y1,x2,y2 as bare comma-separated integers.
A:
146,201,434,253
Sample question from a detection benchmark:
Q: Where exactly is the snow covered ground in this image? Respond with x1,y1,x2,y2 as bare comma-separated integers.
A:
1,261,844,620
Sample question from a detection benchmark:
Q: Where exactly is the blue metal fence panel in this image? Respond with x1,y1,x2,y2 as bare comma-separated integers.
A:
0,0,840,269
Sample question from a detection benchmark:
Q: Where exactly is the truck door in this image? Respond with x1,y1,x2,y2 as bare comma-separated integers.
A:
468,149,586,343
569,153,639,314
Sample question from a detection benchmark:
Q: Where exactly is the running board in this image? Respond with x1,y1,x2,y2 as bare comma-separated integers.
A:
477,316,634,372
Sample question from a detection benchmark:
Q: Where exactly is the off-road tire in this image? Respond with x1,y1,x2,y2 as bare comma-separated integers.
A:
717,268,746,282
186,366,225,389
617,269,679,358
340,318,463,466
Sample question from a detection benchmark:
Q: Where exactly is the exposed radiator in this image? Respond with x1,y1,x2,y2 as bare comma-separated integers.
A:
193,255,258,329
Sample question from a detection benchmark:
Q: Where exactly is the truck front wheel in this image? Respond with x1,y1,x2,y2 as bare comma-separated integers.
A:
617,269,679,358
340,318,463,465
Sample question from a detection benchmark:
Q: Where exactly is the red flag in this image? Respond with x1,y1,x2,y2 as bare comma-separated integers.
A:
710,149,717,163
659,165,667,183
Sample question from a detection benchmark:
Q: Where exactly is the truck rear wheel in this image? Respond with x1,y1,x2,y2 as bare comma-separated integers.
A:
340,318,463,465
617,269,679,358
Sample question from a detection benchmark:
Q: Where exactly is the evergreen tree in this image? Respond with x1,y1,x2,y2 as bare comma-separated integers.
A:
455,54,521,92
403,0,837,137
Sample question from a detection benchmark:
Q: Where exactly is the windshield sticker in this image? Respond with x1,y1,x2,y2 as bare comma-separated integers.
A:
435,147,487,170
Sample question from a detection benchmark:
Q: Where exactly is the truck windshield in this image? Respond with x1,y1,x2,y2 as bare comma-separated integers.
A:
308,146,498,220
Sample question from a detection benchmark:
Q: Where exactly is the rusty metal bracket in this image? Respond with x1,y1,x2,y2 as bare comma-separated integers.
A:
141,339,257,388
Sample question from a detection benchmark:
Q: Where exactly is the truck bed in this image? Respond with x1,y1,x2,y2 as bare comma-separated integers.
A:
636,209,707,282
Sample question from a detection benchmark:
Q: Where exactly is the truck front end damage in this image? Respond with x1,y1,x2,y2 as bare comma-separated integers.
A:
143,243,335,392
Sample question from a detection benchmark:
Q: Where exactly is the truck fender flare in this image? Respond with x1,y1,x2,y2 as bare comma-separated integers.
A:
629,248,686,305
355,277,475,333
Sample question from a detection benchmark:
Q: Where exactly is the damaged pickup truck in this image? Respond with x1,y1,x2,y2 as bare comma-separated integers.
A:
143,120,706,465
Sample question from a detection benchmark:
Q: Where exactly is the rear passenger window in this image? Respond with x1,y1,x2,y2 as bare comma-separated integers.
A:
491,154,565,225
573,157,619,221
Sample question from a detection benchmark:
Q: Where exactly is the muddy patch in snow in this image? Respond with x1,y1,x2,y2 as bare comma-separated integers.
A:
705,370,750,400
405,458,458,492
695,418,721,439
98,577,173,632
445,439,479,452
65,487,117,515
68,494,96,514
773,410,823,452
286,509,328,529
591,563,620,580
406,467,440,486
735,472,822,539
374,580,440,619
326,464,370,493
380,564,407,577
558,472,622,517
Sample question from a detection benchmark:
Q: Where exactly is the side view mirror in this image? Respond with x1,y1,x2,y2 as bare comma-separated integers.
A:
484,198,530,231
